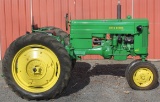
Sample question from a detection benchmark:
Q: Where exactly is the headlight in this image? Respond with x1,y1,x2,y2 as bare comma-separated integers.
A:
137,25,143,32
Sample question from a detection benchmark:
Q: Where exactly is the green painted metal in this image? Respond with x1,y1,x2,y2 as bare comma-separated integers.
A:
70,19,148,35
69,18,149,60
34,17,149,61
71,39,92,49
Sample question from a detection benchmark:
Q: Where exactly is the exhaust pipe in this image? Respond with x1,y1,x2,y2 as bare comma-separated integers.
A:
117,0,121,19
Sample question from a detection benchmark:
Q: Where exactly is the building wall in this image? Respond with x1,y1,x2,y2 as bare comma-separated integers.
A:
0,0,160,59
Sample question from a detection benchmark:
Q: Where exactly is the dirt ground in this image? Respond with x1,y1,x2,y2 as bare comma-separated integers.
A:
0,59,160,102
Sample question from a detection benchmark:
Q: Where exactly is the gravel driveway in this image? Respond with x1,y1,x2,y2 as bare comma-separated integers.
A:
0,59,160,102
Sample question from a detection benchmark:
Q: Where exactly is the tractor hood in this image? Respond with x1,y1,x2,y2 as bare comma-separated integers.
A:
70,19,149,34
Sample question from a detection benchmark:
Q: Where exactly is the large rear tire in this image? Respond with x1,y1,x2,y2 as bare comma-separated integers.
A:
2,33,71,100
42,26,76,68
41,26,69,45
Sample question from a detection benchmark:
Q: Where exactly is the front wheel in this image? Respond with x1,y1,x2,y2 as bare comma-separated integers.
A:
126,61,158,90
125,59,141,81
2,33,71,100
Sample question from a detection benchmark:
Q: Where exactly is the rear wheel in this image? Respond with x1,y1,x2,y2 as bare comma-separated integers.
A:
42,26,76,68
2,33,71,100
126,61,158,90
41,26,69,45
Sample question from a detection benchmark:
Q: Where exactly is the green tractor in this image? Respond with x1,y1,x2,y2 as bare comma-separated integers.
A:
2,1,158,100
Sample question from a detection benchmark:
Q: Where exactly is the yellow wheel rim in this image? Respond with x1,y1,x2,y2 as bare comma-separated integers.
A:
12,44,60,93
133,68,153,87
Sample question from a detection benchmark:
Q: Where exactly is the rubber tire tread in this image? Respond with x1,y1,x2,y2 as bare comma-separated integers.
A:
2,33,71,100
125,60,141,81
43,26,69,46
43,26,76,68
126,61,158,90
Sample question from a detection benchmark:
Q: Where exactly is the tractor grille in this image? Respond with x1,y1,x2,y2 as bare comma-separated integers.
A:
142,28,148,48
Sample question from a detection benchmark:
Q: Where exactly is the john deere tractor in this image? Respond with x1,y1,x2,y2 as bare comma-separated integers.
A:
2,1,158,100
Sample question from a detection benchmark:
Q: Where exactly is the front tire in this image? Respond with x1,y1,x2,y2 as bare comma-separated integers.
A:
2,33,71,100
125,59,141,81
126,61,158,90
